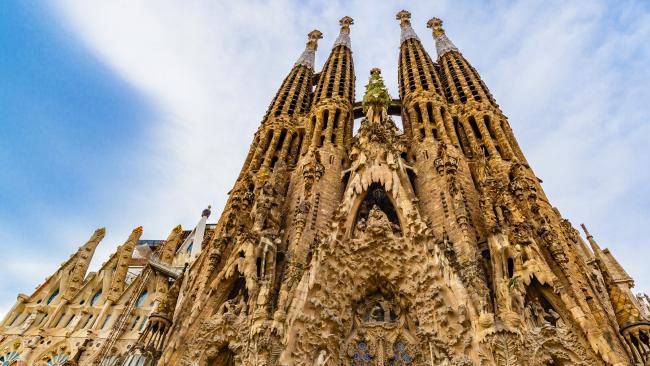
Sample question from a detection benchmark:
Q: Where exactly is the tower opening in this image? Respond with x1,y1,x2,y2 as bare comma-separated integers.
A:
353,183,401,237
226,276,248,303
524,278,562,328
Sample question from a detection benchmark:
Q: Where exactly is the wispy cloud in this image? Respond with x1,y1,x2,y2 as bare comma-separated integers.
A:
1,0,648,317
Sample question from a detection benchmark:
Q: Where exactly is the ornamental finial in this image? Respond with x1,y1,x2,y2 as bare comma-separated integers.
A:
427,16,458,58
427,17,445,37
295,30,323,69
334,16,353,49
339,16,353,32
396,10,419,43
307,30,323,50
396,10,412,27
362,68,391,124
202,205,212,218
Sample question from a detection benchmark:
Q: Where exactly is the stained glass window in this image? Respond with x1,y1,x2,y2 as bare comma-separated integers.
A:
101,315,112,329
136,291,148,307
0,351,20,366
351,341,373,366
91,290,103,306
47,288,59,304
45,353,69,366
389,341,413,366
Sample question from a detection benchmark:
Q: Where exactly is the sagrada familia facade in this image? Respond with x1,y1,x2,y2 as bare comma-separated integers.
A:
2,11,650,366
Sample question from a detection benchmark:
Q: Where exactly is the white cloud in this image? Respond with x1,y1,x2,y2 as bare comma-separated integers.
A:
2,0,649,317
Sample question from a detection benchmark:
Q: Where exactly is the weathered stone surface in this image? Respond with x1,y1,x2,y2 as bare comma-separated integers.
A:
1,12,647,366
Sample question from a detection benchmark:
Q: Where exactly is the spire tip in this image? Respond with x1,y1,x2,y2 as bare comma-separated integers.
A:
339,16,354,29
427,16,458,57
295,30,322,69
333,17,353,49
396,10,419,43
307,29,323,46
396,10,412,24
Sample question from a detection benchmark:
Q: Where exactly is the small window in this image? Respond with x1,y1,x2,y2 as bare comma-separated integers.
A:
56,313,67,327
82,314,93,328
101,315,112,330
136,291,148,307
47,289,59,304
90,290,102,306
139,316,148,331
9,313,21,326
131,316,141,330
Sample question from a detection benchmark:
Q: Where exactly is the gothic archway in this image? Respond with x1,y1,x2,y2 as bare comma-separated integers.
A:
351,183,402,238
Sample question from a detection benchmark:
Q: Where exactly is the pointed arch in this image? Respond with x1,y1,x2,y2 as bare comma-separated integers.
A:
346,181,405,239
0,337,23,366
33,341,71,366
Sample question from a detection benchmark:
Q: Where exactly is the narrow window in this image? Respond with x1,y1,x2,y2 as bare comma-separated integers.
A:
90,290,102,306
507,258,515,279
47,288,59,304
101,315,112,330
56,313,66,327
426,103,435,126
469,116,482,139
139,316,148,331
136,291,148,307
414,104,423,124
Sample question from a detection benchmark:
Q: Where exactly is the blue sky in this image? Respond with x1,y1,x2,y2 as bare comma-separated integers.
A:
0,0,649,318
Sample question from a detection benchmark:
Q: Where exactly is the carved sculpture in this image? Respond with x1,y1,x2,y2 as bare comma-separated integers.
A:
1,12,643,366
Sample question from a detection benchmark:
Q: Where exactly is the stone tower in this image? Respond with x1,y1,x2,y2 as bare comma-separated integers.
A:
1,11,649,366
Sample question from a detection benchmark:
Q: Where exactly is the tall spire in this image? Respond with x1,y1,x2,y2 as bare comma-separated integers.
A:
333,16,353,49
581,224,645,327
295,30,323,69
261,29,322,124
427,17,458,59
312,16,355,104
396,10,420,43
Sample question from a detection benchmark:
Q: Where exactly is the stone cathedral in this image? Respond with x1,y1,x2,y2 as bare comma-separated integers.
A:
2,11,650,366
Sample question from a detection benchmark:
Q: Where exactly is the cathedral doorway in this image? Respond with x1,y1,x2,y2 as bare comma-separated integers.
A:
346,291,419,365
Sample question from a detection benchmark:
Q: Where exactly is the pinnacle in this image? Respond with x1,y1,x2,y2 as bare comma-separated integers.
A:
395,10,419,43
295,30,322,69
396,10,412,24
339,16,353,28
334,16,353,49
427,16,458,58
427,17,444,31
307,30,323,49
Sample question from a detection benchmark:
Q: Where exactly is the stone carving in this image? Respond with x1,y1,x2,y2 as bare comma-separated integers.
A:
3,13,640,366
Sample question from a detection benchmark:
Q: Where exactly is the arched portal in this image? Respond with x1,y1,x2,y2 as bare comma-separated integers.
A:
352,183,401,238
